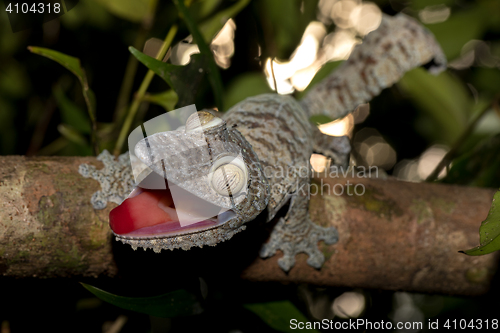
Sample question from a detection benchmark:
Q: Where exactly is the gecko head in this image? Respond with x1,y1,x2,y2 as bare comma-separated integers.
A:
110,110,270,252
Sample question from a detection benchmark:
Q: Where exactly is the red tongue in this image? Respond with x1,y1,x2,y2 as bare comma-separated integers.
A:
109,189,177,234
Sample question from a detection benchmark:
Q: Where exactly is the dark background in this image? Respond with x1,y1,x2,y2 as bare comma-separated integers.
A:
1,0,500,332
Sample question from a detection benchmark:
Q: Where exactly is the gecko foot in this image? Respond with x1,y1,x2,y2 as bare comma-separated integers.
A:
259,217,339,272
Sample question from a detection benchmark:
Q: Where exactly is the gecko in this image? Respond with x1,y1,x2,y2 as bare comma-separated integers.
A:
80,13,447,272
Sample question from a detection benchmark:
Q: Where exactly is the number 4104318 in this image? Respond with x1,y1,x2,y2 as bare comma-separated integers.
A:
5,2,61,14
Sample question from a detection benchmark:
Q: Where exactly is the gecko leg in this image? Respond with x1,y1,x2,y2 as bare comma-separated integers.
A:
259,187,339,272
311,125,351,169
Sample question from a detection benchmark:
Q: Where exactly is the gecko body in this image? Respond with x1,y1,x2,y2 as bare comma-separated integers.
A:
80,13,447,272
111,98,346,272
223,94,349,270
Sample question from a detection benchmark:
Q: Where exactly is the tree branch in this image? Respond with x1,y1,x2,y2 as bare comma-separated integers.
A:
0,156,497,295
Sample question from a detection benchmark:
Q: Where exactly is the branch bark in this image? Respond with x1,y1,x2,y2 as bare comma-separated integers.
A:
0,156,497,296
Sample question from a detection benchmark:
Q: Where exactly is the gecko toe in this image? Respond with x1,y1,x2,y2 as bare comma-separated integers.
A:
321,226,339,245
306,249,325,269
278,255,295,272
259,243,275,258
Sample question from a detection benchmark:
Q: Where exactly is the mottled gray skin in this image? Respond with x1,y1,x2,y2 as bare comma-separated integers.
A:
82,105,346,271
301,13,447,120
101,99,348,272
79,150,136,209
224,94,350,271
117,121,271,253
80,12,446,272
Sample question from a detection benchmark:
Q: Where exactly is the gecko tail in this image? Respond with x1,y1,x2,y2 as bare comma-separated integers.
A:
300,12,447,121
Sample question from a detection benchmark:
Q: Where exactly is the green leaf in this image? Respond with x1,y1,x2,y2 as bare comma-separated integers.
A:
143,90,179,112
92,0,155,23
129,47,208,107
60,0,114,30
244,301,320,333
461,190,500,255
198,0,250,43
28,46,84,81
37,137,70,156
472,67,500,96
193,0,222,20
442,134,500,188
27,47,96,120
398,68,473,144
53,85,91,134
224,73,273,109
97,122,115,135
0,60,30,98
173,0,224,110
258,0,319,59
28,46,98,153
57,124,88,147
424,6,488,60
259,0,301,57
81,283,203,318
410,0,454,10
0,97,16,155
309,114,333,125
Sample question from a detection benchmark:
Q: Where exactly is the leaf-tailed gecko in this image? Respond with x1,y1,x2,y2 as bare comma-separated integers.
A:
79,13,446,272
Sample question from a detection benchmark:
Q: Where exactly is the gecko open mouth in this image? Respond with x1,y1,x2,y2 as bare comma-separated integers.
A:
110,109,252,241
109,181,237,239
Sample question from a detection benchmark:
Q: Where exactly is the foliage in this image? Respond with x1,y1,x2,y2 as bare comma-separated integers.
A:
128,47,206,107
27,46,98,153
81,283,203,318
92,0,156,23
244,301,320,333
173,0,224,110
461,189,500,255
1,0,500,331
442,133,500,187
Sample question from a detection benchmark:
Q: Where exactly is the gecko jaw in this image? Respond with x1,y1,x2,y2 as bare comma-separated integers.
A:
113,209,237,240
112,202,244,252
109,185,240,242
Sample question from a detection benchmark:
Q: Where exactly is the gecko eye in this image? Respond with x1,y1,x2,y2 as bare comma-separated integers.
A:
185,110,223,132
209,155,248,196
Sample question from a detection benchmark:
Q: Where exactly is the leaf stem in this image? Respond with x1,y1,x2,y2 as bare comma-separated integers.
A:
173,0,224,111
426,94,500,182
83,78,99,155
113,24,178,156
113,0,159,126
113,28,148,125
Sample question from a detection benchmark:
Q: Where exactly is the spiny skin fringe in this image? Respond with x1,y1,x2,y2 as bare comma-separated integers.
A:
79,150,135,209
115,225,246,252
